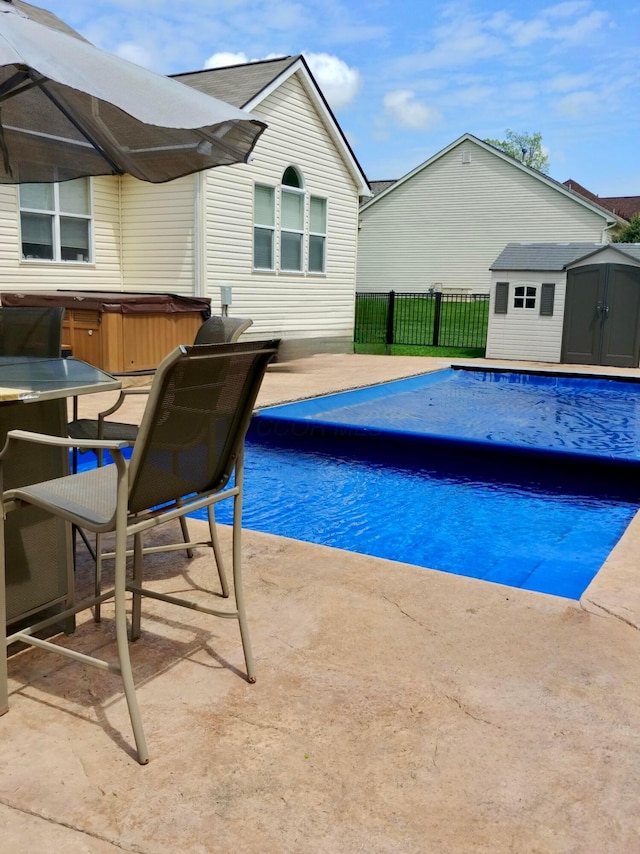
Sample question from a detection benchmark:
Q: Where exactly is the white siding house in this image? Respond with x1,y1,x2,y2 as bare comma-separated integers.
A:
0,56,369,359
175,61,369,351
357,134,623,296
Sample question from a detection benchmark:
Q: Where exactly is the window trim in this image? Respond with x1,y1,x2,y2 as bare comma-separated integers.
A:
513,284,537,310
279,184,305,273
253,183,275,272
19,178,93,264
308,195,327,275
253,167,328,276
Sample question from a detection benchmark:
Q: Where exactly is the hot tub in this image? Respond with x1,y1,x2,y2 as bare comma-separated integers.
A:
1,291,211,373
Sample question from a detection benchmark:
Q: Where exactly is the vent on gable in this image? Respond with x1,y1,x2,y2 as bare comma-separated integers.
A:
462,150,471,164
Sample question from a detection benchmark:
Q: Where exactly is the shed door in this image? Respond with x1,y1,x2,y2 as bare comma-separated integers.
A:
561,263,640,367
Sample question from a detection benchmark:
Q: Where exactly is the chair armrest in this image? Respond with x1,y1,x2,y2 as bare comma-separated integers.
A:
1,429,131,455
98,386,150,419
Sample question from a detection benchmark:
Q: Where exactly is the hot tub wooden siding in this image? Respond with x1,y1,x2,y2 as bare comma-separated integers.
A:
1,292,210,373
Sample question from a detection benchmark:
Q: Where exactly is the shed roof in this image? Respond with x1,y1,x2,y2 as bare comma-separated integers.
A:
491,242,640,271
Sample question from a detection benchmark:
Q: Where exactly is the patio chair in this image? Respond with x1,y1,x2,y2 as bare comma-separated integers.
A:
0,340,279,764
68,315,254,449
67,316,253,582
0,306,65,357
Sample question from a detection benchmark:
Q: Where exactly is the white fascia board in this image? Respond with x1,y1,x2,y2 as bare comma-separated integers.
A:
243,57,370,197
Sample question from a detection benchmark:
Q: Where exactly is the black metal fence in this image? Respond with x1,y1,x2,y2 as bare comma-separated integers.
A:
355,291,489,349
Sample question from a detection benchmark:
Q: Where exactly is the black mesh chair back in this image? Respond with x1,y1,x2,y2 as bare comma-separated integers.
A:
193,316,253,345
0,306,65,357
127,340,278,514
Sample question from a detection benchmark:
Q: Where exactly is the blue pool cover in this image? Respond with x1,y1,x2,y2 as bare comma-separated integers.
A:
236,368,640,600
251,368,640,465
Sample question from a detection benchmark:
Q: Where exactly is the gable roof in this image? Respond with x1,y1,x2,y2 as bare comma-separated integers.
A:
173,55,370,196
491,242,640,271
369,180,397,197
563,181,640,220
360,133,624,225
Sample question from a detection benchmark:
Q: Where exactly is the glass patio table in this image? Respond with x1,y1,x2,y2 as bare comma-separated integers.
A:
0,357,120,714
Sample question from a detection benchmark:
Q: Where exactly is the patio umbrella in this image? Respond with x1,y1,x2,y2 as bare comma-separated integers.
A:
0,0,267,183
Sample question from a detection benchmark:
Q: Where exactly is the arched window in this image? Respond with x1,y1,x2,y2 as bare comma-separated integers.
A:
280,167,305,271
282,166,303,189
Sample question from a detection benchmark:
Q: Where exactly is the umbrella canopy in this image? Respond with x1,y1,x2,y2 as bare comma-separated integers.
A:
0,0,267,183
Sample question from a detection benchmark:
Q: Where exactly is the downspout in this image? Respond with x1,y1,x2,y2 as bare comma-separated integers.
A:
602,218,618,243
193,171,208,298
118,175,125,291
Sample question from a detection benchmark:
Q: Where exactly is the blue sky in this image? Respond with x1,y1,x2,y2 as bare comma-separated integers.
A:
41,0,639,196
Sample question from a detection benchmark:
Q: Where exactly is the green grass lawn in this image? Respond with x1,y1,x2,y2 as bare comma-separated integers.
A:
355,294,489,350
354,343,485,358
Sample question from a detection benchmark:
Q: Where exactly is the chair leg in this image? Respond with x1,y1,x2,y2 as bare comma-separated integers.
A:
130,533,144,642
94,533,103,623
178,512,194,559
113,511,148,764
231,469,255,683
208,505,229,598
0,513,8,715
75,526,96,562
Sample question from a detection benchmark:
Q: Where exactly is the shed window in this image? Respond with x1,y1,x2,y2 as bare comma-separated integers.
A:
19,178,92,262
494,282,509,314
540,283,555,316
514,285,536,309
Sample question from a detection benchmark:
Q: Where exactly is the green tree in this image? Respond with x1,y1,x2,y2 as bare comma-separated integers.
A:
612,213,640,243
484,129,549,174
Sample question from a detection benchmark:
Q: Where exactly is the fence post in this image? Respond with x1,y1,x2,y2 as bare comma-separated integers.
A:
386,290,396,346
432,291,442,346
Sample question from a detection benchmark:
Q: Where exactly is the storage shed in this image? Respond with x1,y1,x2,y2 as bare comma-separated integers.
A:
486,243,640,367
0,291,210,373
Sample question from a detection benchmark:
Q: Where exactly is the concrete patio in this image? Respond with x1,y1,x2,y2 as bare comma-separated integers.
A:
2,353,640,852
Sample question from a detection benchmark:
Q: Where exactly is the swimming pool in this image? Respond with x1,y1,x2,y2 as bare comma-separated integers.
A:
197,367,640,601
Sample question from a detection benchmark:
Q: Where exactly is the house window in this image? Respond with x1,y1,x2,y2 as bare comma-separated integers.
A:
308,196,327,273
280,167,304,272
253,184,275,270
253,167,327,275
514,285,536,309
19,178,91,262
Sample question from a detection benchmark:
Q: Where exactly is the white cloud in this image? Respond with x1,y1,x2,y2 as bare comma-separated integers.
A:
205,50,361,110
303,53,361,110
547,72,594,93
205,51,253,69
555,90,600,118
113,41,156,69
383,91,442,130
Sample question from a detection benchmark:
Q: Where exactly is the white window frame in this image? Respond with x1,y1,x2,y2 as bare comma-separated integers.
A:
253,167,328,276
308,195,327,275
513,284,537,310
280,183,305,272
253,184,275,271
19,178,93,263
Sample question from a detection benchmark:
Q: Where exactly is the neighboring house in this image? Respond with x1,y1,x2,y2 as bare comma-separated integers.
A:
357,134,626,296
0,53,370,358
486,242,640,367
563,180,640,222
